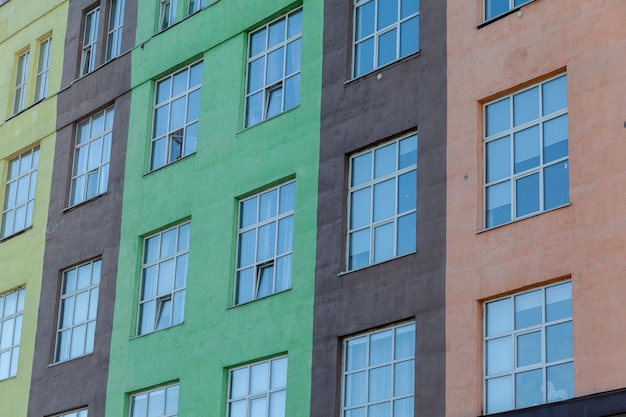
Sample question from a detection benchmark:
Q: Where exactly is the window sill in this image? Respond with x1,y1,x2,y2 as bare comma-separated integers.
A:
0,226,33,243
237,105,300,134
338,250,417,276
130,321,185,340
227,288,292,309
143,152,196,176
48,352,94,367
477,202,570,234
476,0,536,29
345,50,421,85
63,192,107,213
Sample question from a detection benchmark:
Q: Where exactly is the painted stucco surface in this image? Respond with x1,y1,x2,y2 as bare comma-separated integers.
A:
446,1,626,416
106,1,321,416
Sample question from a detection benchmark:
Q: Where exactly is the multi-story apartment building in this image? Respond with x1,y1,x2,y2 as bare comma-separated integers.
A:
446,1,626,416
0,1,67,415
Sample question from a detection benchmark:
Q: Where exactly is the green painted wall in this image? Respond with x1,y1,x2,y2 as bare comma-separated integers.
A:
106,0,321,415
0,1,67,416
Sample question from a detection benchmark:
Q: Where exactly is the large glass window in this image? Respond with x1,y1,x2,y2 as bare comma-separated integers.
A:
348,134,417,270
0,287,25,381
106,0,125,60
235,181,295,305
131,384,179,417
150,61,202,171
13,50,29,114
484,0,532,20
2,147,39,239
228,356,288,417
353,0,419,78
484,281,573,413
244,8,302,127
81,7,100,76
70,107,114,206
342,323,415,417
56,260,101,362
35,37,52,101
138,222,190,335
484,74,568,228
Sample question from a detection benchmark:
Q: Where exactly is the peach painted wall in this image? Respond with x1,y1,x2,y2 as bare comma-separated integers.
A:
446,1,626,416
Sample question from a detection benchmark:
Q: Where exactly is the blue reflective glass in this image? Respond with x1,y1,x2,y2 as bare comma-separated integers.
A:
516,369,543,408
486,98,510,136
547,362,573,403
542,75,567,115
355,1,375,40
513,86,539,126
516,173,539,217
514,125,540,173
486,181,511,227
543,114,568,163
400,17,419,57
397,213,415,256
547,322,573,362
517,331,541,367
486,0,510,19
287,9,303,38
378,29,397,67
351,188,371,229
486,376,513,414
398,171,416,213
374,222,394,262
350,229,370,269
284,74,300,111
398,135,417,168
401,0,419,18
373,179,395,222
355,38,375,76
544,161,569,209
352,152,372,186
486,136,510,182
378,0,398,30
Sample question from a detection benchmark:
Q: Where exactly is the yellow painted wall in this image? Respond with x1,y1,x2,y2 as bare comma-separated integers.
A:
0,1,67,416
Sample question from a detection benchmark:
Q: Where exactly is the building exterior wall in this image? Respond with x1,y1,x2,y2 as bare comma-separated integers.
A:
311,0,447,416
446,1,626,416
0,1,66,415
26,0,136,416
105,0,322,416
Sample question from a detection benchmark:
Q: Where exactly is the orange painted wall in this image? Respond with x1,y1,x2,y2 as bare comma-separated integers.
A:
446,1,626,416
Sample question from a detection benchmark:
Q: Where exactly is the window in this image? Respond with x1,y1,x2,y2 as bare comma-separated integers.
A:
13,50,29,114
188,0,205,14
342,323,415,417
484,0,531,20
69,107,114,206
0,287,25,381
81,7,100,76
106,0,125,60
228,356,288,417
347,134,417,270
54,409,88,417
2,147,39,239
244,8,302,127
234,181,295,305
131,384,179,417
484,74,568,228
159,0,177,30
484,281,573,413
35,37,52,101
353,0,419,78
55,259,101,362
150,61,202,171
138,222,190,335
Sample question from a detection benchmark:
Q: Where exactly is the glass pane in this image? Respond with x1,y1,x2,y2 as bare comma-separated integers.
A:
238,230,256,267
284,74,300,110
346,336,367,371
172,69,188,97
543,114,568,163
485,132,510,182
355,38,374,77
70,324,86,357
355,1,375,40
85,320,95,354
248,57,265,93
374,222,394,262
546,322,572,362
154,105,169,139
190,62,203,87
346,408,366,417
178,222,191,251
99,164,109,194
486,0,509,19
156,78,171,104
250,361,269,394
368,402,390,417
345,371,366,406
172,291,185,324
257,264,274,298
250,28,267,57
230,400,247,417
230,367,249,398
377,29,397,67
486,98,510,137
486,375,513,413
546,282,571,322
515,290,542,329
139,301,155,334
394,359,414,396
175,254,188,288
131,393,148,417
148,389,165,416
394,397,413,417
375,143,396,179
250,397,268,417
257,223,276,261
286,39,301,75
547,362,573,402
271,357,288,388
401,0,419,17
513,87,539,127
156,298,172,329
544,161,569,210
517,331,541,367
395,324,415,359
187,89,201,123
157,259,175,296
399,135,417,169
514,126,540,173
269,390,286,417
169,97,186,131
515,369,543,408
60,297,74,328
266,47,285,85
268,18,286,48
396,213,415,256
370,330,392,365
266,87,283,119
378,0,398,30
277,216,293,254
515,173,539,218
165,385,180,414
160,229,177,258
486,298,512,336
74,291,89,324
151,137,166,170
142,266,157,300
12,315,22,345
287,9,303,38
0,319,14,349
0,351,9,379
399,17,419,57
352,153,372,186
486,336,512,375
88,288,99,320
350,229,370,269
350,187,371,229
236,268,254,304
279,182,296,213
486,181,511,227
374,179,395,222
542,75,567,116
260,189,278,220
275,255,291,292
398,170,416,213
241,197,258,228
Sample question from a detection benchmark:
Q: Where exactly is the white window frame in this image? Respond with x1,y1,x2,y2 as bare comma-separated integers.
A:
342,322,416,417
106,0,125,61
227,356,288,417
149,61,203,171
137,222,190,335
35,37,52,101
483,281,573,414
347,134,417,271
159,0,177,31
483,74,569,229
244,7,303,128
13,50,30,114
81,7,100,76
188,0,206,14
53,409,88,417
0,287,25,381
2,147,39,239
55,259,101,362
130,384,179,417
69,107,114,206
352,0,420,78
483,0,532,21
234,181,295,305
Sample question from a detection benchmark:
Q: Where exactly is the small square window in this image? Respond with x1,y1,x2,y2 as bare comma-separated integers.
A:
35,37,52,101
244,8,303,127
55,259,101,362
150,61,203,171
347,134,417,270
81,7,100,76
69,107,114,206
353,0,419,78
0,287,25,380
484,0,532,21
159,0,177,31
137,222,190,335
130,384,179,417
342,323,416,417
228,356,288,417
484,74,569,228
234,181,295,305
2,147,40,239
484,281,573,413
13,50,30,114
106,0,125,61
